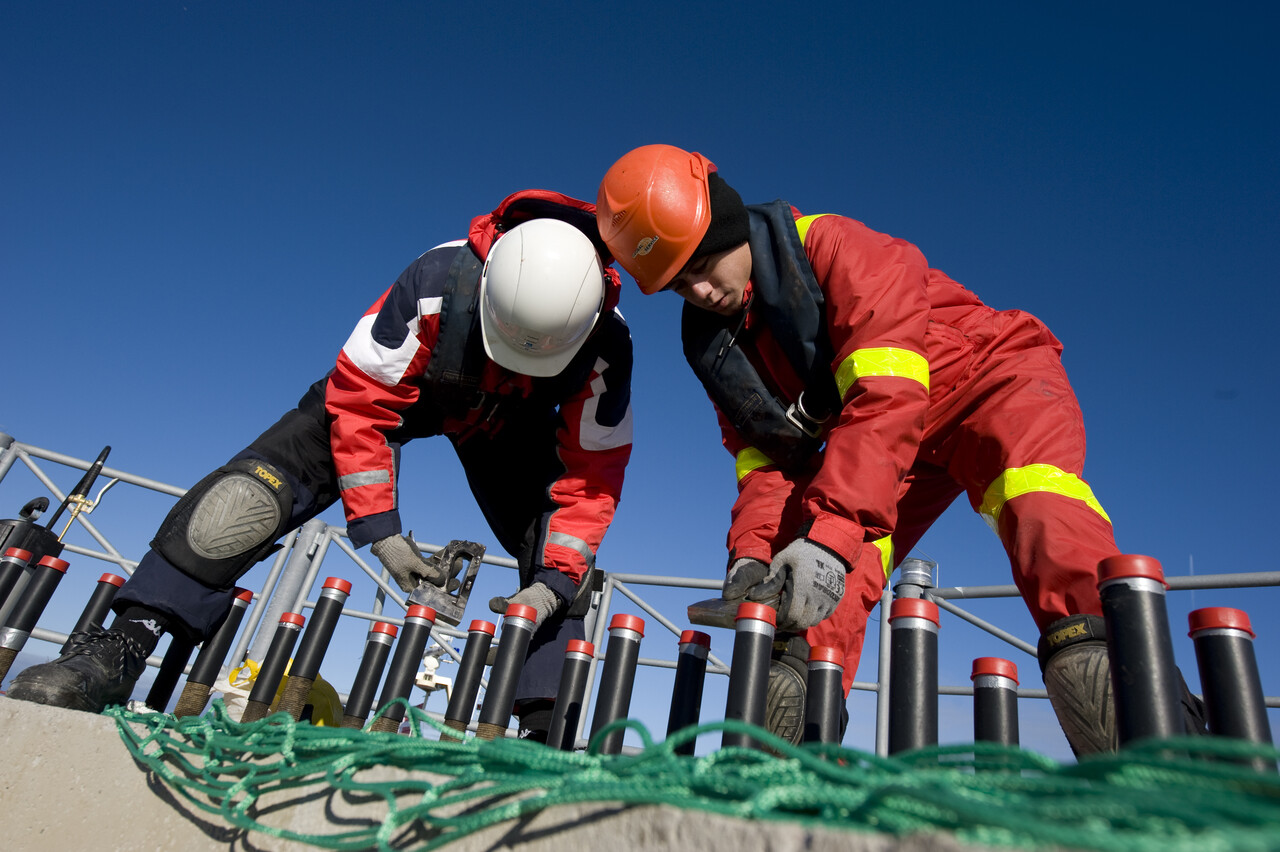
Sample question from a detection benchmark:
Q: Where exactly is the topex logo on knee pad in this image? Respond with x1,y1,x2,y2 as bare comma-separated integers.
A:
1037,613,1107,670
1046,620,1092,648
251,464,285,492
152,457,294,589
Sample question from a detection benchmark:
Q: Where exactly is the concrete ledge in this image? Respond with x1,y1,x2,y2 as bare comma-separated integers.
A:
0,697,987,852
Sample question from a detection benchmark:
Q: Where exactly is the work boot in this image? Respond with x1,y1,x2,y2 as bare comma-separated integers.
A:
7,625,149,713
764,634,809,745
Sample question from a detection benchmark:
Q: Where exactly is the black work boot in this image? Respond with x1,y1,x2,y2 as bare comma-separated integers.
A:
764,634,809,745
7,625,149,713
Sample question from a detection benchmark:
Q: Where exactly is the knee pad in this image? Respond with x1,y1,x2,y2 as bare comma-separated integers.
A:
1037,613,1107,672
1038,614,1116,755
153,458,294,590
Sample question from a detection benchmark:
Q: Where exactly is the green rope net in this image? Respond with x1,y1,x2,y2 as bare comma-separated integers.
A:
107,701,1280,852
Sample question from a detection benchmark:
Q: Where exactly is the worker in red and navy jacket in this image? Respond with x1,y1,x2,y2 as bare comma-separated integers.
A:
596,145,1204,755
9,192,634,738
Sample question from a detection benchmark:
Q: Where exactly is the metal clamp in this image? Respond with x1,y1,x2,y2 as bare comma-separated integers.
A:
408,539,486,626
784,393,829,439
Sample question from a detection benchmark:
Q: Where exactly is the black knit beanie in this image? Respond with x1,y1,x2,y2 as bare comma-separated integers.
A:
691,172,749,259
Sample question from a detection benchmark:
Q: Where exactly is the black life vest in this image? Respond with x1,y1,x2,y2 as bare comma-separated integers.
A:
682,201,841,471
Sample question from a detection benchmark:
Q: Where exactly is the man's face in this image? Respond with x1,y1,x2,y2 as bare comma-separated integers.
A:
664,242,752,316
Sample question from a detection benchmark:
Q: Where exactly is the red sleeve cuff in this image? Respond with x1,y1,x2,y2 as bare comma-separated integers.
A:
804,513,866,565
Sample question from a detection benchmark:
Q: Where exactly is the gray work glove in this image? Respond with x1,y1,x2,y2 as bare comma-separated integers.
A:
370,533,458,593
488,582,562,630
722,557,775,603
757,537,848,631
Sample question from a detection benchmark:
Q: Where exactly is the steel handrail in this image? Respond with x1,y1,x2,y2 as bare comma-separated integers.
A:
3,432,1276,757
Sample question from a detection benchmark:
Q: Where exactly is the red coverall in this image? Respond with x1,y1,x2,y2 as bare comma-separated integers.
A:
720,212,1119,693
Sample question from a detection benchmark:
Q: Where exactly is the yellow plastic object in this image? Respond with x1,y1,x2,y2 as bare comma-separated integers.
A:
227,658,342,727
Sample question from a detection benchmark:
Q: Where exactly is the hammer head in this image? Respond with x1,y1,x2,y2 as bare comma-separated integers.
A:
688,591,783,630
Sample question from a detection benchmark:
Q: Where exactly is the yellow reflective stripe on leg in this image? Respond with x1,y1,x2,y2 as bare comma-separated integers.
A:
978,464,1112,531
735,447,775,482
872,535,894,580
835,348,930,398
795,214,830,245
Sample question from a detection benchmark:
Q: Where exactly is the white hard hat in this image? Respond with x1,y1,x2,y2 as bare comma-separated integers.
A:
479,218,606,377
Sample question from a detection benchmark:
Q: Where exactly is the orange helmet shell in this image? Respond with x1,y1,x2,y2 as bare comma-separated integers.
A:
596,145,714,294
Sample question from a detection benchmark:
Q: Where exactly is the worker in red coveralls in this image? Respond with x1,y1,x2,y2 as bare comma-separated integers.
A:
11,191,634,743
595,144,1204,753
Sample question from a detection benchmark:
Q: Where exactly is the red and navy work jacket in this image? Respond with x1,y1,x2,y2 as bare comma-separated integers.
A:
326,191,633,588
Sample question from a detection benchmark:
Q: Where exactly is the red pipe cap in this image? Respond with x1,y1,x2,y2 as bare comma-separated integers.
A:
468,619,497,636
735,601,777,626
566,639,596,656
372,621,399,637
505,602,538,623
1097,554,1167,588
679,629,711,647
280,612,306,626
808,645,844,667
233,587,255,602
1189,607,1255,638
3,547,32,561
971,656,1019,684
99,573,126,587
888,597,939,625
37,555,69,573
609,613,646,635
323,576,353,594
407,604,438,622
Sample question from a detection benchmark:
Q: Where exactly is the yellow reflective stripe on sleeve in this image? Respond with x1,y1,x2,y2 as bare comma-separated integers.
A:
835,348,930,398
978,464,1112,531
871,535,894,580
735,447,775,482
795,214,830,245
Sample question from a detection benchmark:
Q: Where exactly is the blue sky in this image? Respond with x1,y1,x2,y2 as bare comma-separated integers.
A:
2,2,1277,759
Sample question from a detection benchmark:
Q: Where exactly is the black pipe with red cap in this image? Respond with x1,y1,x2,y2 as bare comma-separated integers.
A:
442,619,495,737
0,554,70,682
174,587,254,718
888,596,939,754
341,621,399,729
1098,554,1183,746
371,605,438,734
476,603,538,741
547,639,595,750
240,612,306,723
590,613,645,754
722,603,774,750
971,657,1019,747
805,645,845,745
667,629,711,755
1189,607,1275,772
277,577,352,722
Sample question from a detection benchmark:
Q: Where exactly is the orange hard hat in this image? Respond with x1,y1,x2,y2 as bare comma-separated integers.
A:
596,144,714,294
